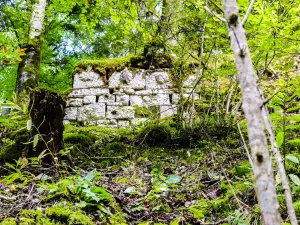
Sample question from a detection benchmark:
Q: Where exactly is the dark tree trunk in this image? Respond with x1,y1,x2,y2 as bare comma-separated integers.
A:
29,90,66,165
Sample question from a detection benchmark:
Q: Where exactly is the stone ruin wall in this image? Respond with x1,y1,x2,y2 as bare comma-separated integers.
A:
64,67,199,127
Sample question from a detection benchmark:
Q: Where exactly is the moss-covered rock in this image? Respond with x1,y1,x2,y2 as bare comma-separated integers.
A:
68,211,94,225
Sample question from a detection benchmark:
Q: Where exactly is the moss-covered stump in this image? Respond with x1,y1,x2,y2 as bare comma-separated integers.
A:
28,90,66,164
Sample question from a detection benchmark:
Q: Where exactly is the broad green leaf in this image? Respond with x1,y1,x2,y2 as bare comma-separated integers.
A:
170,219,180,225
286,155,299,164
26,120,32,130
165,175,182,184
289,174,300,186
84,170,95,182
276,131,284,148
33,134,39,148
76,201,87,208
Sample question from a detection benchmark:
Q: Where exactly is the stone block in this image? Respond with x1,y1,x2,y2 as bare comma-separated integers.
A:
69,88,109,97
135,90,152,96
146,71,170,89
118,120,130,127
143,96,152,105
151,93,170,105
67,98,82,107
64,107,78,120
129,70,146,90
116,94,130,106
83,96,96,105
108,72,121,88
160,105,177,118
124,88,135,95
172,93,180,104
97,94,115,103
183,75,198,88
63,120,70,124
120,68,133,84
107,106,135,119
77,103,106,121
73,72,104,89
84,121,97,126
130,95,144,106
97,119,117,127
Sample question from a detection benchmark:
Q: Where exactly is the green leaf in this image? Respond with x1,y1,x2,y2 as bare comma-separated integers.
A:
289,174,300,186
170,219,180,225
84,170,95,182
26,120,32,130
275,172,281,185
276,131,284,148
76,201,87,208
286,155,299,164
33,134,39,148
165,175,182,184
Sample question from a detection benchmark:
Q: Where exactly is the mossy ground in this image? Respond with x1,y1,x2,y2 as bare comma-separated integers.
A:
0,108,299,224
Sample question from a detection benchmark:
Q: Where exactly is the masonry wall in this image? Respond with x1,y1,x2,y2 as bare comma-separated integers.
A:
64,68,199,127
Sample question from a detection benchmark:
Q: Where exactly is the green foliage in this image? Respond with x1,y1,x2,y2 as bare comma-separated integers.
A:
0,218,17,225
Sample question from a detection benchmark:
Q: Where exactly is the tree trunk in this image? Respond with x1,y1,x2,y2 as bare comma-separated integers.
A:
221,1,282,224
29,90,66,165
16,0,48,97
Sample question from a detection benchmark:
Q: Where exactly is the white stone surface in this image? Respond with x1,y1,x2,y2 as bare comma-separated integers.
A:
183,75,198,88
135,90,152,96
116,95,130,106
74,72,104,89
130,70,146,90
69,88,109,97
146,71,170,89
77,103,106,121
108,72,121,88
107,106,135,119
160,105,177,118
66,68,199,127
143,96,152,105
130,95,144,106
97,94,115,103
118,120,130,127
151,93,170,105
124,88,135,95
120,68,133,84
67,98,82,107
172,93,180,104
65,107,78,120
83,96,96,105
97,119,117,127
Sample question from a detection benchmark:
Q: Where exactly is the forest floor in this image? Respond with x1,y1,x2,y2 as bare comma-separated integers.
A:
0,116,299,225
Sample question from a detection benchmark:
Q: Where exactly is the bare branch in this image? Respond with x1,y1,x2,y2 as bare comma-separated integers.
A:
241,0,256,25
204,6,226,22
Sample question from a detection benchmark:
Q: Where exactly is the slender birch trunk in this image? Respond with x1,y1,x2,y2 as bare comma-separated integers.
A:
221,1,282,224
16,0,48,97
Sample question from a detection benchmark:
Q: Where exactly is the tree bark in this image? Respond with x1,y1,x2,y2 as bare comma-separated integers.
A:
29,90,66,165
221,1,282,224
16,0,48,97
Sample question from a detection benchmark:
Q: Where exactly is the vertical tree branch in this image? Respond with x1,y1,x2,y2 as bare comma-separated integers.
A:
221,0,282,224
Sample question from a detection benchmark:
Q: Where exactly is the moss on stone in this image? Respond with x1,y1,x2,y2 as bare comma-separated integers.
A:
74,56,132,80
